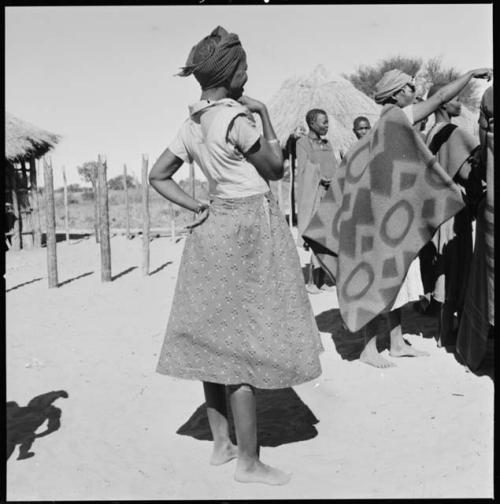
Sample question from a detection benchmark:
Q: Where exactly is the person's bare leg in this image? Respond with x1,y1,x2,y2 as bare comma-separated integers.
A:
203,382,237,465
229,384,291,485
305,258,321,294
359,314,396,368
388,309,430,357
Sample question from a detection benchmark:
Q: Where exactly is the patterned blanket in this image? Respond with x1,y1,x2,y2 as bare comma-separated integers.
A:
303,105,466,332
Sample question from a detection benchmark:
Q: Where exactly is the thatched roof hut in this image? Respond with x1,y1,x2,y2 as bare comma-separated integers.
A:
5,112,60,163
267,65,480,152
268,65,381,156
5,112,60,250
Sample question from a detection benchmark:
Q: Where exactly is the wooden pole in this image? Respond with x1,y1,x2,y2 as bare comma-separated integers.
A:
9,167,21,250
190,162,196,221
288,152,294,231
20,161,35,249
93,163,100,243
277,180,284,210
123,164,131,239
97,155,112,282
62,165,70,242
29,157,42,247
141,155,150,276
171,218,176,243
43,157,58,288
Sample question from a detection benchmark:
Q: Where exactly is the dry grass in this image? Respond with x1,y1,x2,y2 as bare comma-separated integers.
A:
267,65,381,155
5,112,60,163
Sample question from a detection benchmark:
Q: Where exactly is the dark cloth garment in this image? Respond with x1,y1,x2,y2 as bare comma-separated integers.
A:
296,135,337,248
456,198,492,370
421,122,481,345
484,132,494,325
456,88,494,370
177,26,246,89
303,105,465,333
283,134,300,225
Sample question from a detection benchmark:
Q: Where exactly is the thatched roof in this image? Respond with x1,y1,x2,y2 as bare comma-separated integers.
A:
268,65,381,156
5,112,60,163
268,65,480,153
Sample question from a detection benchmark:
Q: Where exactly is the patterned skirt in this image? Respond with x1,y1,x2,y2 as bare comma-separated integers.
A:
156,191,323,389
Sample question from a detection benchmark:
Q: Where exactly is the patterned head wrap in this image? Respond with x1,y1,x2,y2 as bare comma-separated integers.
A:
176,26,246,90
374,69,415,104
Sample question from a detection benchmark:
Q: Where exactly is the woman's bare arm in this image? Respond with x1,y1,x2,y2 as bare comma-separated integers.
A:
412,68,492,123
149,148,207,213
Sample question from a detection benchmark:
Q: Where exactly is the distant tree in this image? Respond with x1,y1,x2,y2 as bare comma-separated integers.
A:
67,183,82,192
107,174,137,190
77,160,100,240
421,56,479,108
77,161,100,190
344,55,480,108
343,55,422,99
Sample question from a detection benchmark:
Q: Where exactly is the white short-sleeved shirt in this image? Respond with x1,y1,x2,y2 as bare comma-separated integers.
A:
168,98,269,199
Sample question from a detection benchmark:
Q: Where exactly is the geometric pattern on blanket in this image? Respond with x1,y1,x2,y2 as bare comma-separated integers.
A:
303,105,466,332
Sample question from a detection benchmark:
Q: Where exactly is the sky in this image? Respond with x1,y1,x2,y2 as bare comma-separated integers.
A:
5,4,493,188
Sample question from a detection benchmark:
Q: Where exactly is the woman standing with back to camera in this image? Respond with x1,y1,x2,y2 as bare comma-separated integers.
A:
150,26,323,486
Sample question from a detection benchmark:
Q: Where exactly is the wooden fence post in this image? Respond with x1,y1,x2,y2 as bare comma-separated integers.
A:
93,164,100,243
123,164,131,239
62,165,70,242
98,155,112,282
10,167,22,250
141,155,150,276
29,157,42,247
288,153,294,230
171,217,176,243
277,180,284,210
43,157,58,288
20,161,35,249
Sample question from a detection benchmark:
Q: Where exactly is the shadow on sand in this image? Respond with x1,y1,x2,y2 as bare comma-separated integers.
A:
316,302,494,381
58,271,94,287
6,277,44,292
150,261,173,276
111,266,137,281
7,390,68,461
177,388,319,447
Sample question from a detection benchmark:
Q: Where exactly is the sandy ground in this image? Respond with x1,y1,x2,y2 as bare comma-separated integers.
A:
6,232,494,500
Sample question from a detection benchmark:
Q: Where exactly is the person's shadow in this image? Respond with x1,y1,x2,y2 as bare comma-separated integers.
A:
7,390,68,461
177,388,319,447
316,302,436,361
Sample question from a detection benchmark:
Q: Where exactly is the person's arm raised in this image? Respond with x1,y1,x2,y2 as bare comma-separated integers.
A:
238,95,284,181
149,148,208,215
412,68,492,124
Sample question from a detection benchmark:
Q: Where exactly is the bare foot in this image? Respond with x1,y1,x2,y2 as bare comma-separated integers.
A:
320,284,336,292
306,284,322,295
389,340,430,358
234,459,291,485
210,442,238,466
360,337,396,368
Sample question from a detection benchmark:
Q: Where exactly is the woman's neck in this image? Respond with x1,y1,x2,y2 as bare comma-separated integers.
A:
200,87,230,101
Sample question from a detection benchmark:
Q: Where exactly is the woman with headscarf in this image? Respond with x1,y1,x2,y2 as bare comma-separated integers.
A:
150,26,322,485
358,67,492,367
420,83,483,348
304,66,491,369
353,67,492,368
456,84,494,371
